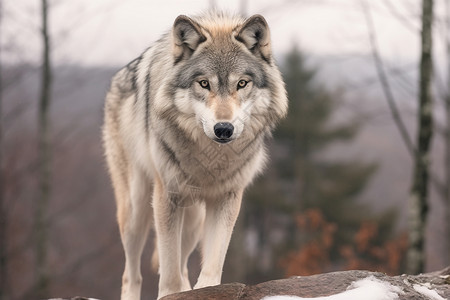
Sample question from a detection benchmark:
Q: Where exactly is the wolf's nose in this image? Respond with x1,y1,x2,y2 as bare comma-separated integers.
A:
214,122,234,139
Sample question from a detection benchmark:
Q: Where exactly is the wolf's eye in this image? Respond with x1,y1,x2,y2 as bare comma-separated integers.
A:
237,80,248,90
199,80,210,90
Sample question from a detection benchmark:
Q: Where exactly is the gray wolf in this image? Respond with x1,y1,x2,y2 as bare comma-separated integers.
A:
102,12,287,300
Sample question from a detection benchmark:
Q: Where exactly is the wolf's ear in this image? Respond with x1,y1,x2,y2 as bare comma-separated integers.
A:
172,15,206,63
235,14,271,63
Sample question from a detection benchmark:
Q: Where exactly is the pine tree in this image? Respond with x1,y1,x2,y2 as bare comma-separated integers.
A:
276,46,382,250
235,46,404,282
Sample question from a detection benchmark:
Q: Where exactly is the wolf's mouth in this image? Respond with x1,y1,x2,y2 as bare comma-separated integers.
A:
214,138,233,144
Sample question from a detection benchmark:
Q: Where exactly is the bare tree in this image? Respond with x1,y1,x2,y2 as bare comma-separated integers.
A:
0,0,7,298
445,0,450,268
406,0,434,275
34,0,52,296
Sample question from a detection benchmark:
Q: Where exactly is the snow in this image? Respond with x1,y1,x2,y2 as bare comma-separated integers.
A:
261,276,403,300
413,284,446,300
49,299,100,300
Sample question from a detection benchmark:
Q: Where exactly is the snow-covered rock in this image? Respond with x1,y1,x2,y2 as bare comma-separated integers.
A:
161,267,449,300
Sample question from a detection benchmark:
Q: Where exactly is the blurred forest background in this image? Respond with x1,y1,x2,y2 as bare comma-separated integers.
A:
1,0,449,299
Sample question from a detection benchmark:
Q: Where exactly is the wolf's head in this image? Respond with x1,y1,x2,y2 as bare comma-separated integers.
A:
170,13,287,144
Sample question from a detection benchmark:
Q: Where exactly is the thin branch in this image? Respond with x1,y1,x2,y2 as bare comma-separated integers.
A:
361,0,415,156
381,0,419,34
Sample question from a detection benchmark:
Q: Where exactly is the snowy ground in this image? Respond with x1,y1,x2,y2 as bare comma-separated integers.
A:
262,275,446,300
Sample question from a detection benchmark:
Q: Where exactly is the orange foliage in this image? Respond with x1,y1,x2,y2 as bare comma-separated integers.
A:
340,226,408,275
280,208,408,277
281,209,336,276
355,222,378,252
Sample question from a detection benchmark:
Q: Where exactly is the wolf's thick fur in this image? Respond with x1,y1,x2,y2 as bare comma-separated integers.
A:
103,12,287,299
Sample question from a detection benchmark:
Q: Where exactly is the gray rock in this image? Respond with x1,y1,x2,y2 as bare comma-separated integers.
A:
162,267,450,300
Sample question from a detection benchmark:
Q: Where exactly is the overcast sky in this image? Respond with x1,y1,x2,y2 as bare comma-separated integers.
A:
2,0,447,68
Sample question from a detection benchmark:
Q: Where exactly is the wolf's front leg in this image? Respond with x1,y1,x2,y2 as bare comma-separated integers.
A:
194,190,243,289
153,176,186,299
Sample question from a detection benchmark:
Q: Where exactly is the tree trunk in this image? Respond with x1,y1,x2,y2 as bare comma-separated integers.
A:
0,1,7,298
35,0,52,296
445,0,450,270
406,0,434,275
